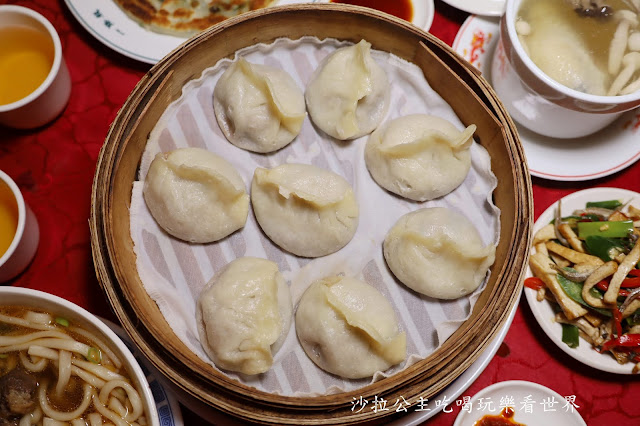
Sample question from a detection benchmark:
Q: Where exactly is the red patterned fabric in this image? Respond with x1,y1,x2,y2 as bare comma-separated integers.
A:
1,0,639,424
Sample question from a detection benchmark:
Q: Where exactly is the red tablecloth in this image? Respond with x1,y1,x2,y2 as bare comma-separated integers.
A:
1,1,639,425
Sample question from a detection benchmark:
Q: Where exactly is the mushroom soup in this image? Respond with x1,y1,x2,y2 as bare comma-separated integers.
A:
516,0,640,96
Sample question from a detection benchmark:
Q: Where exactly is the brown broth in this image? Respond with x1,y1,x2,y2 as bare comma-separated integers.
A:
330,0,413,22
0,306,136,416
45,373,87,412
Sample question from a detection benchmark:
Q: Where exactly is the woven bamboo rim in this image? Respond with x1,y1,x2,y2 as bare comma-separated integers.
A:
90,4,533,424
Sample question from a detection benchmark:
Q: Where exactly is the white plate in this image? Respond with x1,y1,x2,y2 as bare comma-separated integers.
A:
453,15,640,181
64,0,185,64
442,0,505,16
409,0,435,32
64,0,434,64
453,381,586,426
524,187,640,375
389,294,519,425
99,317,184,425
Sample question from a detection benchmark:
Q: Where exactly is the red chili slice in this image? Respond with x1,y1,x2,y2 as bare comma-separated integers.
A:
601,334,640,352
524,277,545,291
622,270,640,288
595,280,630,297
614,308,623,338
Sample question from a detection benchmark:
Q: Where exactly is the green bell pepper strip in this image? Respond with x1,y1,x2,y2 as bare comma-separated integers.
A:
586,200,623,210
562,323,580,348
578,221,634,239
557,275,612,317
584,235,626,262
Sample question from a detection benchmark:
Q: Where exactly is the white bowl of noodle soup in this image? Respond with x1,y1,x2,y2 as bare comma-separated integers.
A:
492,0,640,138
0,287,159,426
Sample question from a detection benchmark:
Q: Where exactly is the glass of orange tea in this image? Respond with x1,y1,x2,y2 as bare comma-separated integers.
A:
491,0,640,139
0,5,70,129
0,170,39,282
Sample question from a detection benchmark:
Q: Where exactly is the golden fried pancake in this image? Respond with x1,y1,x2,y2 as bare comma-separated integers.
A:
114,0,275,37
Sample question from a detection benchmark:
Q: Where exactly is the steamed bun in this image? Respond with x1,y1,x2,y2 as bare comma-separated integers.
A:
365,114,476,201
295,275,406,379
196,257,292,375
214,58,306,153
305,39,390,140
383,207,496,300
143,147,249,243
251,163,359,257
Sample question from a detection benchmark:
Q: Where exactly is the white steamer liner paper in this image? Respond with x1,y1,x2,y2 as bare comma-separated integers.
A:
129,37,501,396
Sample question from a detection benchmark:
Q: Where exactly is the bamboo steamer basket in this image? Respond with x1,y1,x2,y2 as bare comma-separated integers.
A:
90,4,533,425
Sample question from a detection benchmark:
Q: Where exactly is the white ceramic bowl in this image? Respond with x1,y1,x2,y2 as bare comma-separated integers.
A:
0,287,160,425
0,170,39,282
492,0,640,138
0,5,71,129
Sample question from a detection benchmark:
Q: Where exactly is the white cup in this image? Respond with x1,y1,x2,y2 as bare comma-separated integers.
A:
0,170,39,282
0,5,71,129
491,0,640,139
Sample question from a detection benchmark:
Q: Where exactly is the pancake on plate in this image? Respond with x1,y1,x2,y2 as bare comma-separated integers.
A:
113,0,276,37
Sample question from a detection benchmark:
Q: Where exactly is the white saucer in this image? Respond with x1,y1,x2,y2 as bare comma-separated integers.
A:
524,187,640,375
64,0,434,64
99,317,184,425
408,0,435,32
453,381,586,425
442,0,505,16
453,15,640,181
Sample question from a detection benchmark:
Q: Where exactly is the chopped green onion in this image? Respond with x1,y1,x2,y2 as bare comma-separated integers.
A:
579,213,607,222
586,200,623,210
551,215,581,225
561,323,580,348
550,214,602,227
55,317,69,327
577,221,633,239
624,309,640,327
86,347,102,364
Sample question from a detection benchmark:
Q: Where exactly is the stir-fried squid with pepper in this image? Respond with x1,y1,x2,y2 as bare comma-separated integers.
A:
527,199,640,372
